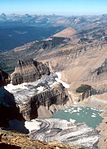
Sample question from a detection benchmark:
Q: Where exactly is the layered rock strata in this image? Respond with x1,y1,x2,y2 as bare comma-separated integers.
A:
11,59,50,85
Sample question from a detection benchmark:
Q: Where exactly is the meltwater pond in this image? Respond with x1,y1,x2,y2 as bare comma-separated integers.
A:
53,106,103,128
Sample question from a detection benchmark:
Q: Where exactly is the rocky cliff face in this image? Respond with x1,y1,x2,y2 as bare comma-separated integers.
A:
92,59,107,76
11,59,50,85
3,59,71,120
0,69,10,86
30,37,68,50
6,73,69,121
0,70,23,128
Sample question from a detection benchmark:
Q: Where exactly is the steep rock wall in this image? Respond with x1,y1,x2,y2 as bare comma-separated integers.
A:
11,59,50,85
0,70,23,128
19,83,69,120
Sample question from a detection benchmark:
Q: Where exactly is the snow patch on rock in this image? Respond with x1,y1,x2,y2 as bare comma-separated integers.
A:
25,120,41,132
55,72,70,88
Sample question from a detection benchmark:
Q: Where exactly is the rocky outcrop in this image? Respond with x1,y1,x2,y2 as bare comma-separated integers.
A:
0,70,24,128
92,59,107,76
6,74,69,121
23,83,68,120
0,130,83,149
4,59,70,120
11,59,50,85
0,90,24,128
31,37,68,50
0,69,10,87
4,59,71,121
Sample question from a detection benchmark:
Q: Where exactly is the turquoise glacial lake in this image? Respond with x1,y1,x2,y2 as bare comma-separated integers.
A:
53,106,103,128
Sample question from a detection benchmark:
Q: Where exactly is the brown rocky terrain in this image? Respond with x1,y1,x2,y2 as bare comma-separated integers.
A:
0,130,83,149
38,28,107,94
97,108,107,149
53,27,76,38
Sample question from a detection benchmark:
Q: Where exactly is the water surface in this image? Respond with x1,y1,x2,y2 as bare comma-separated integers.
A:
53,106,103,128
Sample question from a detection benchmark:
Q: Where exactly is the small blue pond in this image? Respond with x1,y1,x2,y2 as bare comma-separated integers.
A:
53,106,103,128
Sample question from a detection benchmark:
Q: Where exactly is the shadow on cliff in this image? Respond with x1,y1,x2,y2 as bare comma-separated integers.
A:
0,87,29,133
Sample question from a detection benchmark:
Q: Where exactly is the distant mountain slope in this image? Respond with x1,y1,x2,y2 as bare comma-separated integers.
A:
0,14,107,51
53,27,76,38
0,33,69,73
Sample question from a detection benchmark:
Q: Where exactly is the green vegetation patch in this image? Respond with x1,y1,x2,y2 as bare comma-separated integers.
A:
76,84,91,93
